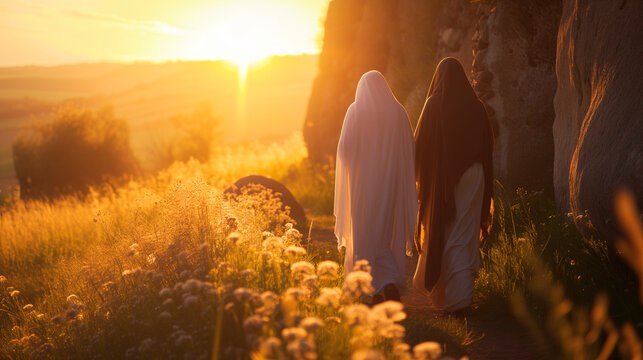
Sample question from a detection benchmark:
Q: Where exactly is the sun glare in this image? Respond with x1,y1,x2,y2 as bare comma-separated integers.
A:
178,1,327,131
187,1,322,73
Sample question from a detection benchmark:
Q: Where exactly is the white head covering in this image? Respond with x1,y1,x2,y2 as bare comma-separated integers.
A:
334,70,418,292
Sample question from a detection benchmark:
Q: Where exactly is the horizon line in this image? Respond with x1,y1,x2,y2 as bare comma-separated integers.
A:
0,52,321,69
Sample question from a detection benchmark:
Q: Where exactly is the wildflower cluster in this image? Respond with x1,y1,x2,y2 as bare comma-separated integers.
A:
0,178,457,359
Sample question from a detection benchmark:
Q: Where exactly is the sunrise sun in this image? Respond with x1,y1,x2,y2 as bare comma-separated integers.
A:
187,2,321,87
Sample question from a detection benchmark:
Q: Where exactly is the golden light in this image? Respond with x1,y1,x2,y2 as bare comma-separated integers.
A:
209,10,274,86
182,1,324,131
187,2,321,86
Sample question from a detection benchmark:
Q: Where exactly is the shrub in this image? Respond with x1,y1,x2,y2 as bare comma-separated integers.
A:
12,105,139,199
148,102,221,170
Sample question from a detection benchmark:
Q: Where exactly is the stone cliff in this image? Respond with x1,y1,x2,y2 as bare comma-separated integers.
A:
304,0,560,192
304,0,642,240
553,0,643,239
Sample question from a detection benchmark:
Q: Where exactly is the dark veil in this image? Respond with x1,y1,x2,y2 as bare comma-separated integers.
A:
415,57,494,291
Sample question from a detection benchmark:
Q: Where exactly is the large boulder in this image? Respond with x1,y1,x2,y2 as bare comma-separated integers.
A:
553,0,643,239
224,175,308,232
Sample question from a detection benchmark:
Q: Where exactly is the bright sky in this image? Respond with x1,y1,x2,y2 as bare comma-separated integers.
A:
0,0,330,66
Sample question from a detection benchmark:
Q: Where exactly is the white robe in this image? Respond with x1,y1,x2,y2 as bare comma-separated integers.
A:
334,71,418,293
413,162,484,311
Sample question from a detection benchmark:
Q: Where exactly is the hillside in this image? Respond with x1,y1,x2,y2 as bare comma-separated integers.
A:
0,54,318,184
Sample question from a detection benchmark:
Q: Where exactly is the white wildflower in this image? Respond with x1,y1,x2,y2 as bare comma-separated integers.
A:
183,295,199,308
291,261,315,279
127,243,139,257
302,275,318,289
286,338,317,360
174,334,193,348
413,342,442,360
285,228,303,243
122,267,142,277
226,231,242,244
233,287,254,302
372,301,406,322
342,304,371,327
183,279,202,294
259,337,282,358
393,343,412,359
284,287,309,302
343,271,374,298
284,245,307,257
263,236,284,252
66,294,81,304
240,269,257,279
159,288,172,298
281,327,308,342
300,317,324,333
147,254,157,264
259,291,280,315
158,312,172,322
162,298,175,308
316,287,342,307
179,270,191,280
352,349,385,360
261,291,280,305
354,260,371,274
243,315,264,334
378,323,405,339
317,261,339,278
138,338,155,353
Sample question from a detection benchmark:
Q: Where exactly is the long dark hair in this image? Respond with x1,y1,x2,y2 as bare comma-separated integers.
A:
415,57,494,290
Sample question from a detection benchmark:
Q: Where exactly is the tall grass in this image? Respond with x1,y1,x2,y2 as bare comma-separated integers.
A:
3,132,641,359
0,135,455,360
476,186,643,358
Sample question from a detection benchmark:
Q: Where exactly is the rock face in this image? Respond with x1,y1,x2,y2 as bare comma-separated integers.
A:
470,1,560,192
304,0,398,161
431,0,560,191
553,0,643,238
305,0,561,192
224,175,308,231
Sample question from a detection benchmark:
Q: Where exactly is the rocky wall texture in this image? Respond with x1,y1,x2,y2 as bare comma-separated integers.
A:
553,0,643,239
471,1,561,192
305,0,560,193
303,0,399,161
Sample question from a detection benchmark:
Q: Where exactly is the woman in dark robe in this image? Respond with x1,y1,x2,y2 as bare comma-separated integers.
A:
413,57,494,312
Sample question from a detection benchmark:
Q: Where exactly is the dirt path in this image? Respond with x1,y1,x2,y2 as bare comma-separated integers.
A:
309,215,544,360
402,256,543,360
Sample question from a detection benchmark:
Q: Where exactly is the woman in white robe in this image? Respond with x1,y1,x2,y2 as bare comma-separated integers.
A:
413,58,494,312
334,70,418,303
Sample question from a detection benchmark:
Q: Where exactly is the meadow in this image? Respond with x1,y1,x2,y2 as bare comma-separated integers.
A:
0,55,318,185
1,134,642,359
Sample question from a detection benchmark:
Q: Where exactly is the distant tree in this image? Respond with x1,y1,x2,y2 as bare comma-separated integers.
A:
12,105,139,199
148,102,221,170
